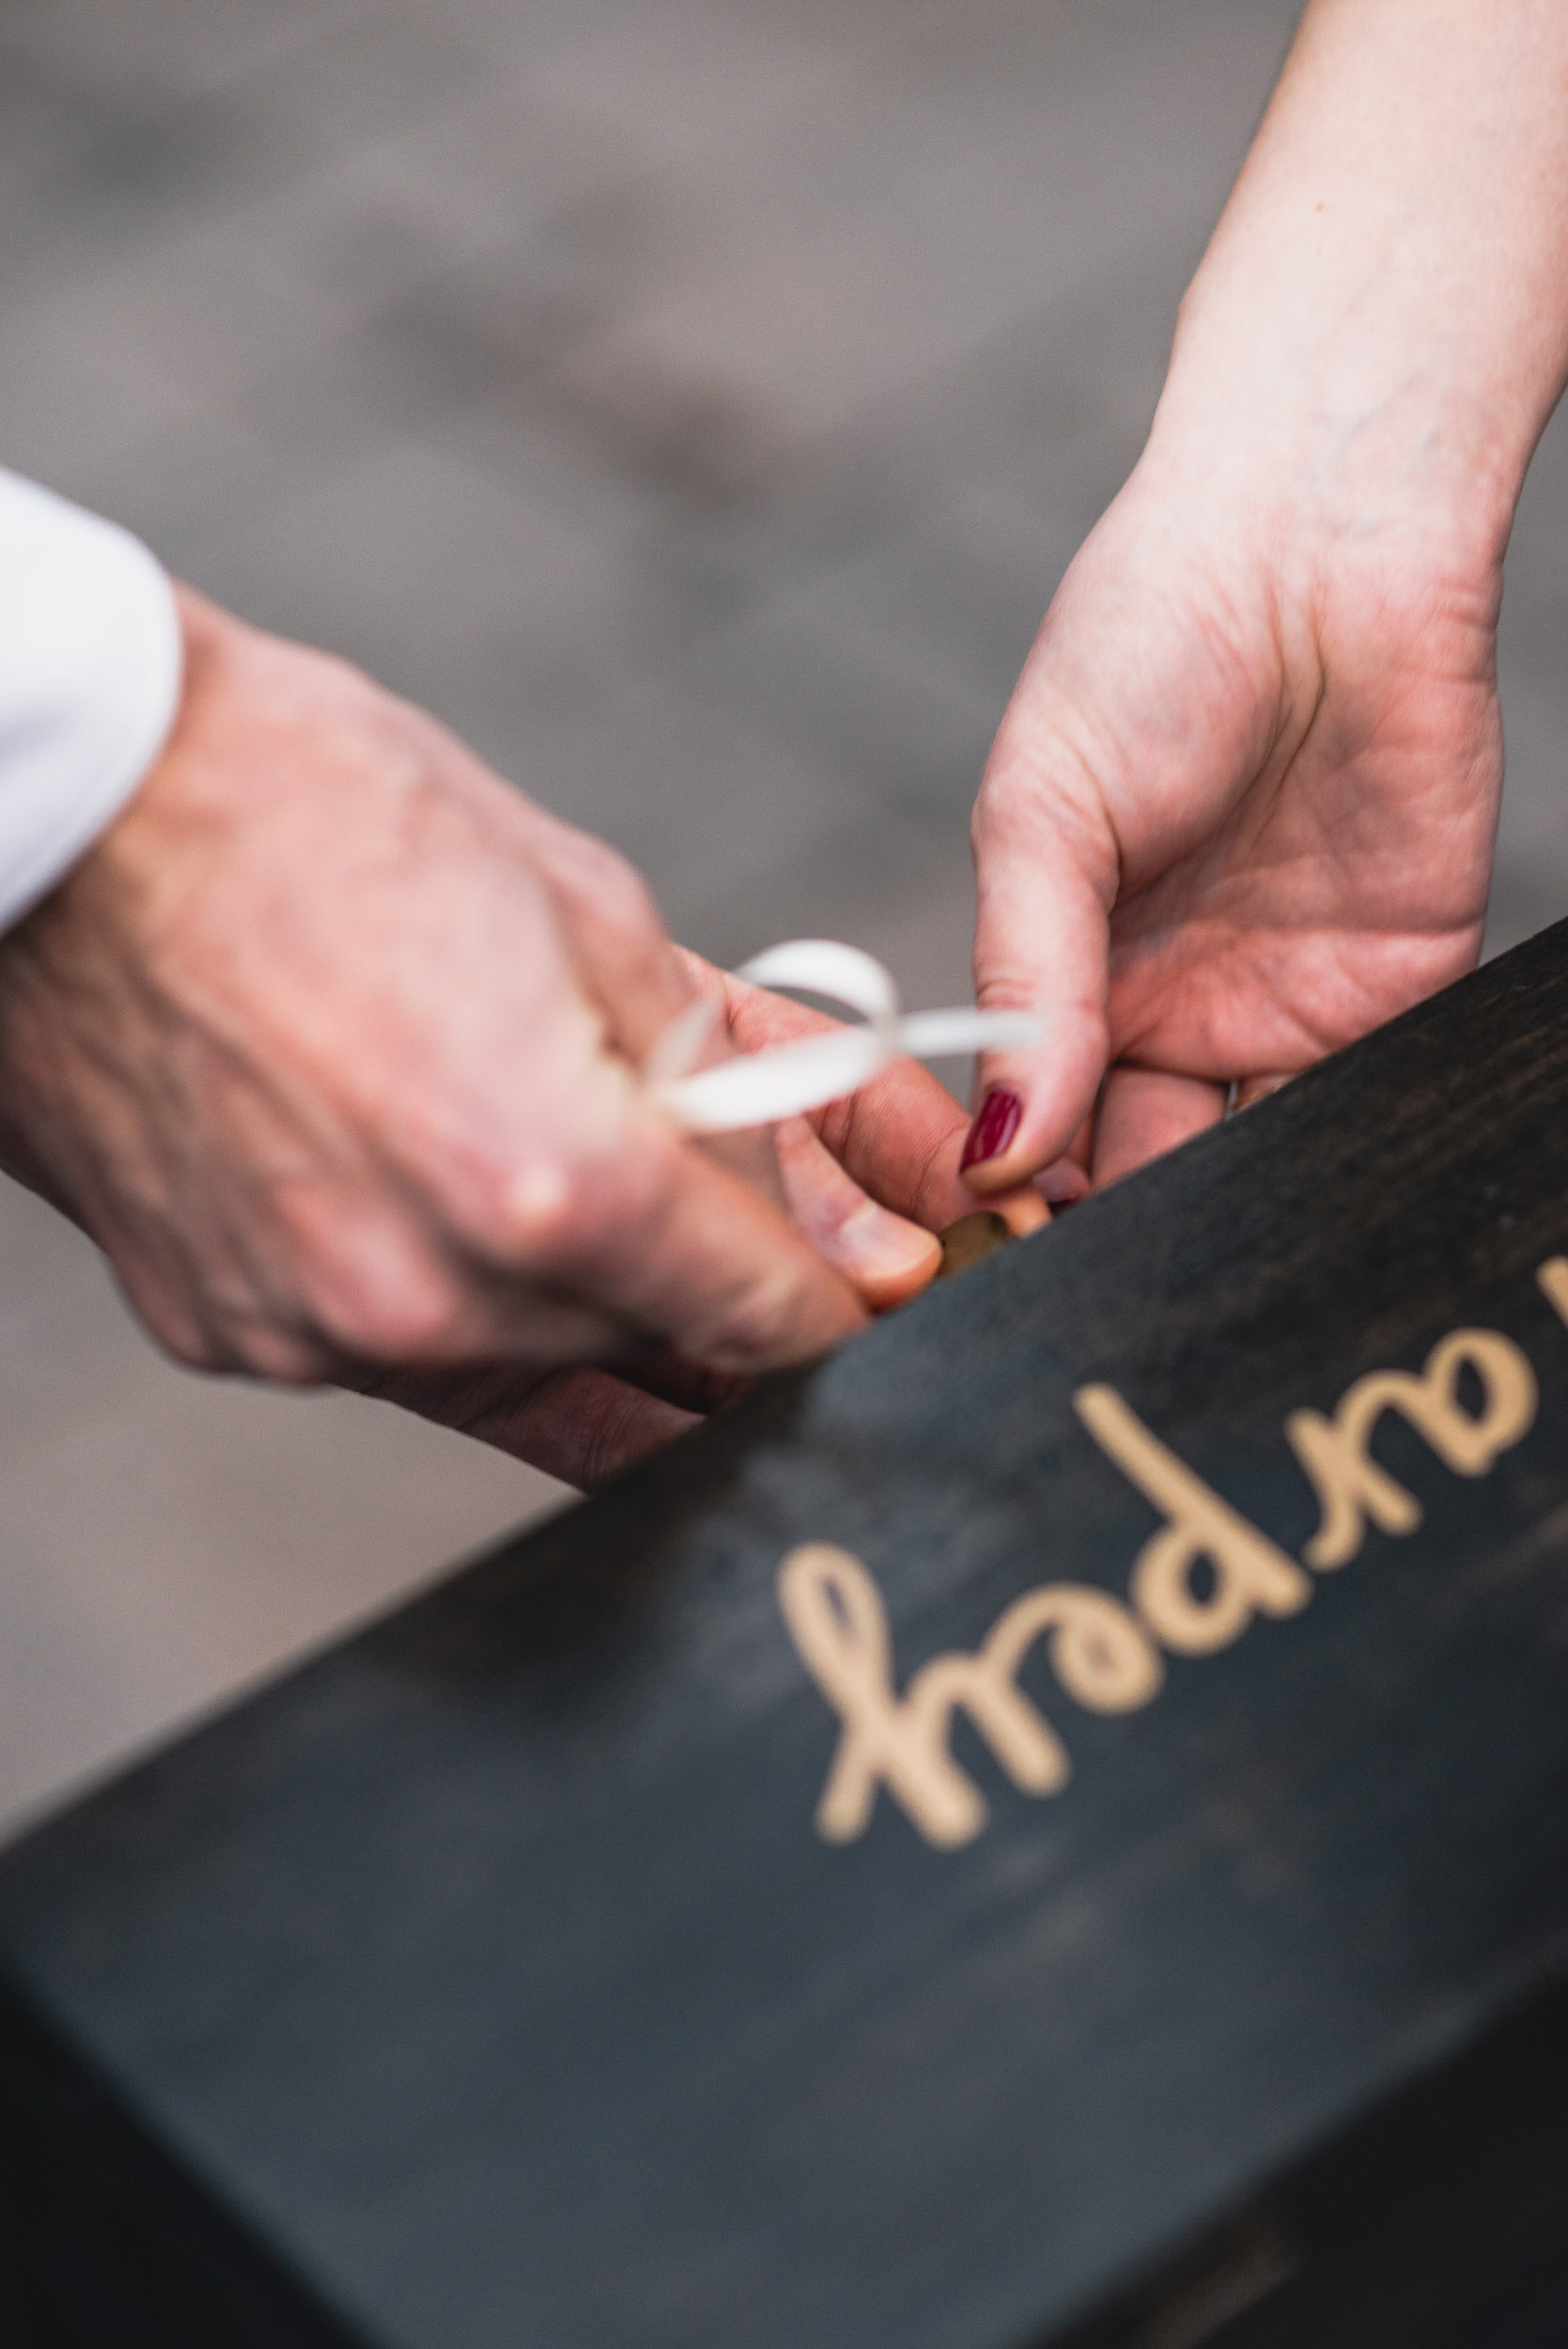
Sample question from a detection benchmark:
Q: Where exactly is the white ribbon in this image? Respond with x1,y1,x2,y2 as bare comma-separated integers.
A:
651,939,1041,1136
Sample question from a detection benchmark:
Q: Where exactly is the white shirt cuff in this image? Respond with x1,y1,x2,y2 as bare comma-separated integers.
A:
0,467,182,933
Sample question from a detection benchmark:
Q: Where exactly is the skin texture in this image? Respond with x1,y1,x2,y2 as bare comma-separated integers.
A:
964,0,1568,1195
365,967,1045,1486
0,589,1020,1488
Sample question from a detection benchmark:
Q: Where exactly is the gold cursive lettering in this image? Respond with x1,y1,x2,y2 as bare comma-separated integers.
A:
784,1268,1567,1850
1074,1386,1312,1655
1538,1256,1568,1327
777,1541,1161,1848
1285,1329,1537,1571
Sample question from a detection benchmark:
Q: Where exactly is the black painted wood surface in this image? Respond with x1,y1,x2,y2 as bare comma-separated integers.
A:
8,924,1568,2347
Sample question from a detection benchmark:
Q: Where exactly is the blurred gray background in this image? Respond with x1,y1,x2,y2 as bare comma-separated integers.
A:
0,0,1564,1836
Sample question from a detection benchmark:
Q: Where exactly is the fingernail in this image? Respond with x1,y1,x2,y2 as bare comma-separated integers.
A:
961,1088,1022,1173
998,1187,1050,1236
835,1200,941,1282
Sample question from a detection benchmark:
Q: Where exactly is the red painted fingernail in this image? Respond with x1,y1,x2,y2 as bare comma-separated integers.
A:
960,1088,1022,1172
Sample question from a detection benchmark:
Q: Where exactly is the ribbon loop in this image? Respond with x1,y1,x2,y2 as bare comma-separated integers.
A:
652,938,1041,1135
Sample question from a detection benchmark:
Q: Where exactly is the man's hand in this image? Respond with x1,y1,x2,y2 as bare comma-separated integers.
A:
364,952,1048,1486
0,588,945,1479
960,0,1568,1195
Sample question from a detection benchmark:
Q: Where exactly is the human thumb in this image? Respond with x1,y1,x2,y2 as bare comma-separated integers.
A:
961,743,1114,1192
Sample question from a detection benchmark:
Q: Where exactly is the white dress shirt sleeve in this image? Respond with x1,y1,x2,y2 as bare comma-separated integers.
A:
0,467,182,932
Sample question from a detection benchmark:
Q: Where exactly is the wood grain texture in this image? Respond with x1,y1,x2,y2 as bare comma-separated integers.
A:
9,924,1568,2347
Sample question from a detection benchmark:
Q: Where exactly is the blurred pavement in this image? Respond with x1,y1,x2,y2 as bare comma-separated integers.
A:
0,0,1564,1831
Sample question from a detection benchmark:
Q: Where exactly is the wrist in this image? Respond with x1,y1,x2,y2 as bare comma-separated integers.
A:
1150,269,1530,584
1140,0,1568,583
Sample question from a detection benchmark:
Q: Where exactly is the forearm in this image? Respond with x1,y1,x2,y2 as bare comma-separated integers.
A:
1153,0,1568,554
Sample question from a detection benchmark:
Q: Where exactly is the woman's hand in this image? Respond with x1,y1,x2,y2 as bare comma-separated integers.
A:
0,588,946,1481
961,0,1568,1195
965,449,1505,1190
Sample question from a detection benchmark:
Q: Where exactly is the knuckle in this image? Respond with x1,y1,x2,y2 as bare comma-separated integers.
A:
318,1279,463,1361
156,1320,226,1374
116,1272,226,1374
303,1239,468,1362
562,832,659,929
505,1158,602,1270
974,707,1110,848
502,1111,660,1282
972,760,1045,853
593,848,659,929
579,862,681,993
973,960,1044,1014
228,1328,332,1384
274,1184,474,1363
591,863,670,968
155,1306,323,1385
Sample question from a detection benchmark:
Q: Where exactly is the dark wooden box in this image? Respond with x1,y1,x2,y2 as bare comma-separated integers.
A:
7,924,1568,2349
